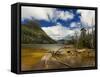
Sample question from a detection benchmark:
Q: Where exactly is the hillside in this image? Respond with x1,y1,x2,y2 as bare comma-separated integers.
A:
21,20,56,44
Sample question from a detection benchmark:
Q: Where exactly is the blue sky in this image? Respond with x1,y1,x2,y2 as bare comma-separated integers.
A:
38,9,81,28
21,6,95,40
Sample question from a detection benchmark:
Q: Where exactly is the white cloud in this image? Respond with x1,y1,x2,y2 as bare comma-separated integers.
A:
21,6,74,22
70,22,81,28
42,23,79,40
57,11,74,20
21,6,55,21
77,10,95,27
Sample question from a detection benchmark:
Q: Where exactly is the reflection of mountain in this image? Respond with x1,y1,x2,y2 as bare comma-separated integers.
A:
21,20,56,44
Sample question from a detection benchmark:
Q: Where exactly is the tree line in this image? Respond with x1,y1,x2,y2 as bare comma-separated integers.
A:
67,27,95,49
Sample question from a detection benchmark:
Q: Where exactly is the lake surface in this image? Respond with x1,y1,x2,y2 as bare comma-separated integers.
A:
22,44,66,52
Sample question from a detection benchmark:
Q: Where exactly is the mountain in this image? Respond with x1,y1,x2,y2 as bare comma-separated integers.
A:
57,35,74,44
21,20,56,44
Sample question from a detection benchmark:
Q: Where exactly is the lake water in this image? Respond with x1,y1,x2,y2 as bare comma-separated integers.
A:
22,44,66,52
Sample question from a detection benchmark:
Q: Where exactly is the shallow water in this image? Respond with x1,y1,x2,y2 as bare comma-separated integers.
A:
22,44,66,52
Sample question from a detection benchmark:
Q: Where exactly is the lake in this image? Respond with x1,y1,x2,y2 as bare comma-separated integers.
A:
21,44,67,52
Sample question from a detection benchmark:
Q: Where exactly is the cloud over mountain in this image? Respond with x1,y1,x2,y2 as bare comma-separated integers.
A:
42,23,79,40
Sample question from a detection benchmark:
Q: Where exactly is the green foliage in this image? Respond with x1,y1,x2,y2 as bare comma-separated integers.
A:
76,29,95,49
21,20,56,44
66,28,95,49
